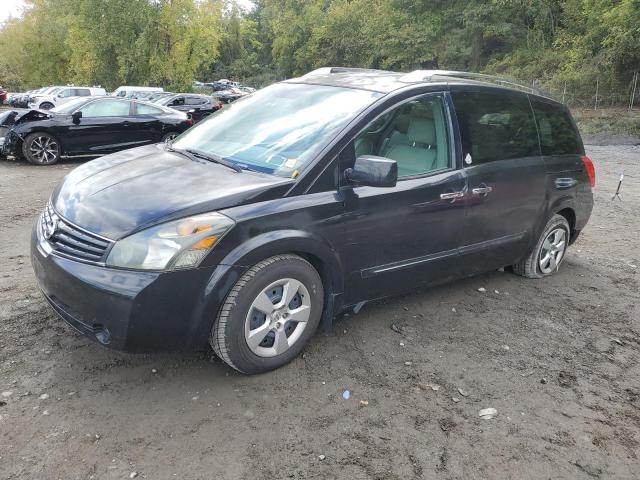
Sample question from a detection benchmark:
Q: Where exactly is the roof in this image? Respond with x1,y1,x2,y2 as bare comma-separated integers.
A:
285,67,555,101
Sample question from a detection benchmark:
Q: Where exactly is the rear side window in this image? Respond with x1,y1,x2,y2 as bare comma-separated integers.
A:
452,91,539,164
136,103,164,116
530,100,582,155
74,88,91,97
186,96,205,105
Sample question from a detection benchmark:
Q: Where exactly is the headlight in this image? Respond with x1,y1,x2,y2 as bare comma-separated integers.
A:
106,212,234,271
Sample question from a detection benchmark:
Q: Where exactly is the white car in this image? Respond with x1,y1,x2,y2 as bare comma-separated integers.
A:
112,86,163,98
28,86,107,110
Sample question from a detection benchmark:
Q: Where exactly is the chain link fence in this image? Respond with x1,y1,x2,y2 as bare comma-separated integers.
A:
531,72,639,109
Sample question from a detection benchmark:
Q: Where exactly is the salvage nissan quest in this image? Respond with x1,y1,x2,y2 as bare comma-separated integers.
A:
31,68,594,373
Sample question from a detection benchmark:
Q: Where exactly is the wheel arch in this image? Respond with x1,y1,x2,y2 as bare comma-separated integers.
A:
188,230,345,347
20,129,65,161
541,195,577,242
555,207,577,240
216,230,344,299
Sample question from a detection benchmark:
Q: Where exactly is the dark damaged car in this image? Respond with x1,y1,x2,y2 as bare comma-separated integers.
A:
1,97,192,165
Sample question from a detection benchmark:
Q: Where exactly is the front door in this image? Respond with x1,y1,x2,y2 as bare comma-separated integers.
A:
65,99,134,155
338,93,469,304
450,88,546,275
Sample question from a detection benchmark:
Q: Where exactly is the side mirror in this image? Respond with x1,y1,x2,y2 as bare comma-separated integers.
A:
57,92,64,98
344,155,398,188
72,111,82,123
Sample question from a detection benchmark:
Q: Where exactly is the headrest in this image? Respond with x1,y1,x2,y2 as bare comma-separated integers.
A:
407,118,436,145
395,114,411,133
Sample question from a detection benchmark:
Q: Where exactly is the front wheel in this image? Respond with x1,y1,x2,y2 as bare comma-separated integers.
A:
22,132,61,165
513,214,570,278
211,254,324,374
39,102,54,110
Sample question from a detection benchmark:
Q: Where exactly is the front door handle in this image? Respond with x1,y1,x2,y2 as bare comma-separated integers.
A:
440,191,465,200
471,184,493,195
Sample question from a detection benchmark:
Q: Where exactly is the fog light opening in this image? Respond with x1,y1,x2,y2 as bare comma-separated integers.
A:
94,326,111,345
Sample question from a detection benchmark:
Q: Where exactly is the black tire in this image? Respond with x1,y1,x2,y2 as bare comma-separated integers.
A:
39,102,54,110
211,254,324,374
513,214,570,279
21,132,61,165
161,132,179,143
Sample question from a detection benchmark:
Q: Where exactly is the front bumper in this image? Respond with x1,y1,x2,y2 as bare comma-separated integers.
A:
31,225,244,352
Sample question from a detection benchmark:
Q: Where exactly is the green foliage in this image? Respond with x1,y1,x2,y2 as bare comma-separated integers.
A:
0,0,638,100
0,0,223,90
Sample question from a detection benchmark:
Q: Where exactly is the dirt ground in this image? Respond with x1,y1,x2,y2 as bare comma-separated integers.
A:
1,140,639,480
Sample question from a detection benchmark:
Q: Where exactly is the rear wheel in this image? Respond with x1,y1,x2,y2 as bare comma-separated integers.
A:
211,254,324,374
513,214,570,278
22,132,61,165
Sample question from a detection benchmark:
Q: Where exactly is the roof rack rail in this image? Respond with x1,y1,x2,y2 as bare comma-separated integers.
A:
302,67,392,77
399,70,553,98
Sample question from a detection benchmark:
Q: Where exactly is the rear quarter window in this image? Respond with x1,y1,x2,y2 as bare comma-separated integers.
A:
530,100,582,156
136,103,164,116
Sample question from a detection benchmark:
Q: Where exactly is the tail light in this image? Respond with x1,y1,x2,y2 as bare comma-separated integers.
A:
581,155,595,187
217,101,223,109
185,118,193,127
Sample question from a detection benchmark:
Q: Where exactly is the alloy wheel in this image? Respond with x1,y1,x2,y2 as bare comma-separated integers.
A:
244,278,311,357
29,136,59,164
539,227,567,274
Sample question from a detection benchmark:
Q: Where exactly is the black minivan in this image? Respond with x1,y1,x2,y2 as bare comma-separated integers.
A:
31,68,595,374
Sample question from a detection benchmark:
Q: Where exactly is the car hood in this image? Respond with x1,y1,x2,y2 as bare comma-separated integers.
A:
0,109,52,127
53,144,294,239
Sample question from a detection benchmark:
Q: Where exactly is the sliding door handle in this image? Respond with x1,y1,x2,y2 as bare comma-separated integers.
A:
440,191,465,200
471,185,493,195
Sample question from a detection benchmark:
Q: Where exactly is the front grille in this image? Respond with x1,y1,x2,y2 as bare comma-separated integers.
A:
40,203,113,263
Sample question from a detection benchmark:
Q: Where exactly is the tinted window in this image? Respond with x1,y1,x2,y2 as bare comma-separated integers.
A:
186,96,206,105
531,100,582,155
74,88,91,97
168,97,185,106
136,103,164,115
81,100,130,117
452,91,539,164
353,94,450,177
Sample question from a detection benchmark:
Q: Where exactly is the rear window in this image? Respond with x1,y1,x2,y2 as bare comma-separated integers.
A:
452,90,539,164
530,100,582,156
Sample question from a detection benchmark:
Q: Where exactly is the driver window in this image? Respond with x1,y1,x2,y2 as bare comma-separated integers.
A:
354,95,450,178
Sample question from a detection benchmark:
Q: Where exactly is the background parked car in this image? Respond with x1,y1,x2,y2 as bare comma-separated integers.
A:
153,93,223,122
29,86,107,110
10,86,59,108
2,96,192,165
112,86,163,98
215,88,245,104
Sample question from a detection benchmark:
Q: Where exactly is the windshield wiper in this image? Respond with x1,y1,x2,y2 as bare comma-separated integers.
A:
165,145,242,173
186,148,242,173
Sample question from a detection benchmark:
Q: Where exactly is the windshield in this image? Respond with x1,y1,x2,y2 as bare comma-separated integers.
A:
172,83,381,176
51,97,91,113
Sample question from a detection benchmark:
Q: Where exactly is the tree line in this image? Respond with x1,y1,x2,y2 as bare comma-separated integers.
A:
0,0,638,100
